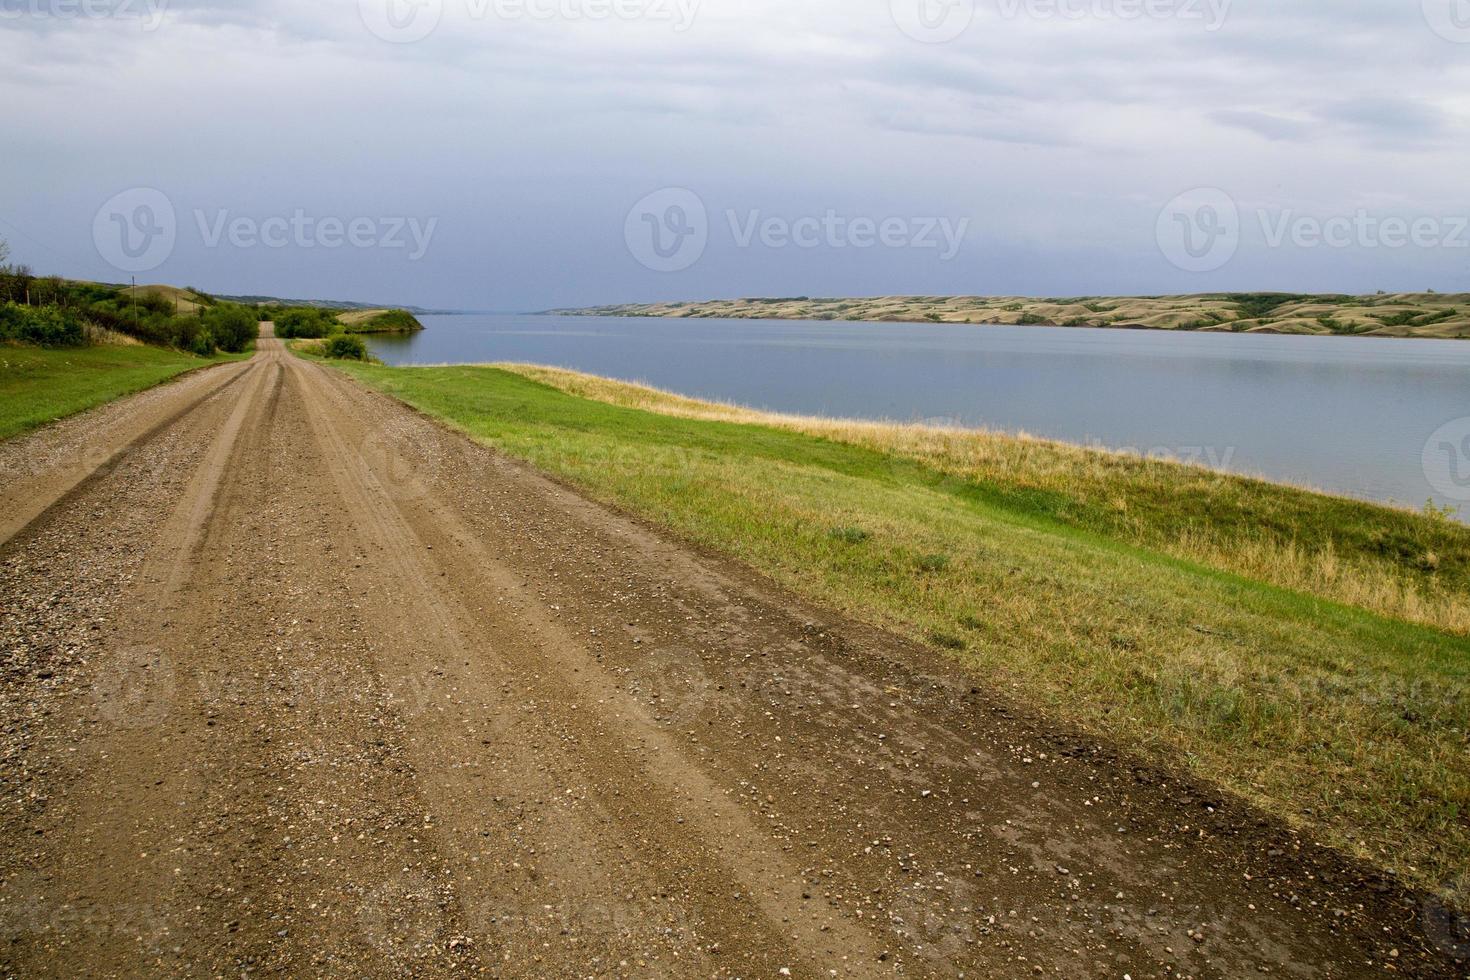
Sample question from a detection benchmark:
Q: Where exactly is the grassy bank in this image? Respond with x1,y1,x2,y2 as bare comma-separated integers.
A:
336,308,423,333
0,343,246,441
330,359,1470,899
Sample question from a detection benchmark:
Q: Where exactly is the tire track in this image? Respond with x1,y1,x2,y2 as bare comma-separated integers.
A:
290,352,888,976
0,358,256,550
2,352,280,977
2,328,1460,979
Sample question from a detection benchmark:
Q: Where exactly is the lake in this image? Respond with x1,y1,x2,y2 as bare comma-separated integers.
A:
366,314,1470,516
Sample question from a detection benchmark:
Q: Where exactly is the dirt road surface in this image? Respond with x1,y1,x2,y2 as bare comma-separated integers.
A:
1,332,1463,978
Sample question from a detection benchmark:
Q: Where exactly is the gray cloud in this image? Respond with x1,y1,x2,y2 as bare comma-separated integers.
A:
1211,110,1318,142
1,0,1467,307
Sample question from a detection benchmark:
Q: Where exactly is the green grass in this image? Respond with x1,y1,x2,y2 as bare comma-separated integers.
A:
0,343,246,441
336,308,424,333
331,360,1470,899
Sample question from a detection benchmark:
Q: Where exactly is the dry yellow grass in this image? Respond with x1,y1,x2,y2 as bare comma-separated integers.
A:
120,284,208,316
553,293,1470,339
335,309,390,328
334,357,1470,899
502,364,1470,634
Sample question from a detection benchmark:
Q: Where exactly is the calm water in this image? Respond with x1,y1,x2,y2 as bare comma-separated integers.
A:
367,314,1470,515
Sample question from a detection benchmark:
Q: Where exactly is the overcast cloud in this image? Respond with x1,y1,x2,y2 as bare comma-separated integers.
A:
2,0,1467,309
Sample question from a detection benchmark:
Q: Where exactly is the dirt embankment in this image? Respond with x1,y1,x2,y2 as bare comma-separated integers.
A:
0,331,1463,977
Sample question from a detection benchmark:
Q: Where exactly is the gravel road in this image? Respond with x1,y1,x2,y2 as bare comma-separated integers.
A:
0,330,1462,978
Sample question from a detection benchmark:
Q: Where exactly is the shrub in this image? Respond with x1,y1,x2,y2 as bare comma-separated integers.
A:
204,304,258,353
323,334,368,360
0,303,85,346
348,309,422,333
274,306,340,339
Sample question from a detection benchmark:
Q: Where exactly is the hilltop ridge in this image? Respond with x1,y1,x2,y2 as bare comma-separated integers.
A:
550,292,1470,339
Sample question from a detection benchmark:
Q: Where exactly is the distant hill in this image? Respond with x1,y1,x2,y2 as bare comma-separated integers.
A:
118,283,210,316
217,293,450,316
114,284,422,334
548,293,1470,340
92,281,449,316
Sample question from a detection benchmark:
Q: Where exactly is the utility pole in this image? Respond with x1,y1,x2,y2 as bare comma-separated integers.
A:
131,276,137,334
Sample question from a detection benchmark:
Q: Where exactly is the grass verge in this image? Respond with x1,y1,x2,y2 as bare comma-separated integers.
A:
329,358,1470,900
0,343,247,441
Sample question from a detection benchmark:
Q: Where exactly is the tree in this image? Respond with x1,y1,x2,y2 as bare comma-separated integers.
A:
203,304,258,353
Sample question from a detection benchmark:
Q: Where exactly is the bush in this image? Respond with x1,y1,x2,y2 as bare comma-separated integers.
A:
85,296,186,346
274,306,341,339
204,304,258,353
323,335,368,360
348,309,422,333
0,303,85,346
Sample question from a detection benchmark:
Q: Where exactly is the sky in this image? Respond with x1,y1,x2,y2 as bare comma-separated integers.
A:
2,0,1468,310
